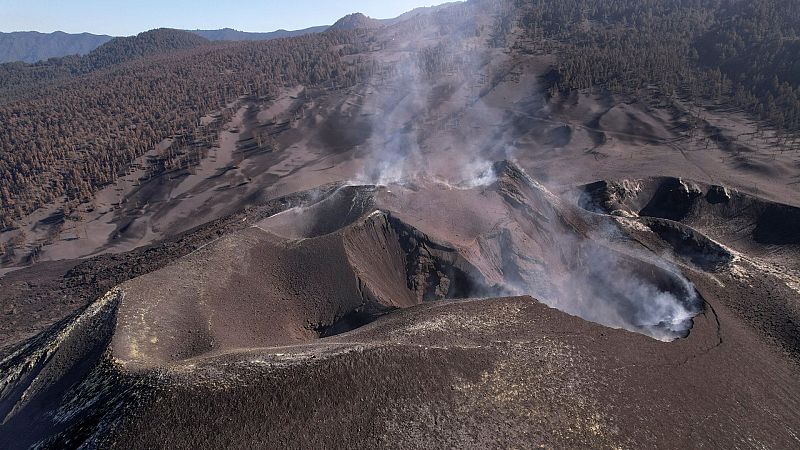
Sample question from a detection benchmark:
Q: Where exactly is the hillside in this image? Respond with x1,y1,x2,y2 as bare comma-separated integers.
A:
524,0,800,132
0,28,366,232
383,3,459,24
0,31,113,63
2,0,798,234
85,28,210,68
328,12,383,30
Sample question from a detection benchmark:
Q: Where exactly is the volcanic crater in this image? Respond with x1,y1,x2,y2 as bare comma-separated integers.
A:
108,162,706,373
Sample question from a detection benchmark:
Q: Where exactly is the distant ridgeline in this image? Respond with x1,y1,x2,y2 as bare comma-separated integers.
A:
0,27,331,65
0,31,113,64
188,26,329,42
1,0,800,230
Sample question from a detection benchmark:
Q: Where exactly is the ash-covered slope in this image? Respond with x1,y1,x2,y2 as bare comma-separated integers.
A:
113,162,702,373
581,176,800,355
1,164,800,448
113,207,487,369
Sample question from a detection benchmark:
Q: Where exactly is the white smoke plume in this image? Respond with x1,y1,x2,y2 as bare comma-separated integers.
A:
341,2,704,341
354,1,515,188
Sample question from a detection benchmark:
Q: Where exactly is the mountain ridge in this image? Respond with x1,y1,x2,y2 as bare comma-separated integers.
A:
0,8,417,64
85,28,210,68
0,31,113,64
329,13,384,31
188,26,329,41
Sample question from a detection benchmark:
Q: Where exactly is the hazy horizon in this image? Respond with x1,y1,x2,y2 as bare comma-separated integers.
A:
0,0,450,36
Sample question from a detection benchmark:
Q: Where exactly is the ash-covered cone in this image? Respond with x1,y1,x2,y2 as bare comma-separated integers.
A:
253,162,705,342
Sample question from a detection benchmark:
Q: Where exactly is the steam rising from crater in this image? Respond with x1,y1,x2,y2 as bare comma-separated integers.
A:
355,3,513,188
338,5,703,341
542,231,702,341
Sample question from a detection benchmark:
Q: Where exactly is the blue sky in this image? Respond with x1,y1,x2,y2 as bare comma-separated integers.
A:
0,0,449,36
